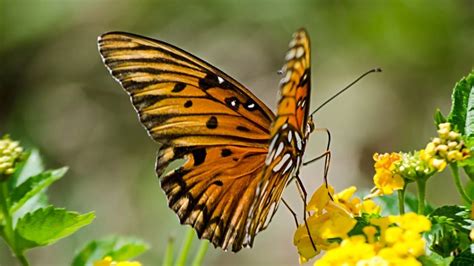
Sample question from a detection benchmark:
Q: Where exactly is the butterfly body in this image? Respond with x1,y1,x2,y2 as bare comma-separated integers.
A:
98,29,312,252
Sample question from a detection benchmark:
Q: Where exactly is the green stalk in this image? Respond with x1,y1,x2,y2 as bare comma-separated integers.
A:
416,180,426,215
397,185,406,215
450,164,472,203
162,237,174,266
0,182,29,266
175,227,195,266
191,240,209,266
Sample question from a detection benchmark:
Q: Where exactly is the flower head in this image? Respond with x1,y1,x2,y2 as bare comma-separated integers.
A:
0,136,26,180
369,153,404,197
422,122,470,172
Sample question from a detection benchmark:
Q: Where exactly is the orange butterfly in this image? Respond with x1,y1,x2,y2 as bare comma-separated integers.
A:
98,28,313,252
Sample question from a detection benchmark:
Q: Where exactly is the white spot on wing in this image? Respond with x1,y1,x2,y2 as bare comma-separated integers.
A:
282,123,288,130
285,49,296,60
295,132,303,151
273,153,291,172
288,131,293,143
296,47,305,58
268,134,279,152
217,76,224,84
265,149,275,165
283,159,293,174
275,142,284,158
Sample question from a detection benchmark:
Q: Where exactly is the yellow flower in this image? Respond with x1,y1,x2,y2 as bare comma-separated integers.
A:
314,236,377,266
370,153,404,197
389,212,431,234
93,256,142,266
307,184,334,214
333,186,381,215
294,185,358,263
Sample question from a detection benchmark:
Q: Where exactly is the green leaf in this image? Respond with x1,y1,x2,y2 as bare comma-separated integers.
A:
10,167,67,213
13,149,44,186
427,205,472,257
418,253,453,266
434,108,447,126
451,248,474,266
15,206,95,249
447,71,474,135
72,235,149,266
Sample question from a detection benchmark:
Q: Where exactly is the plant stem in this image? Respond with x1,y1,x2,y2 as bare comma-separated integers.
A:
191,240,209,266
416,180,426,215
0,182,29,266
450,164,472,203
162,237,174,266
397,187,406,215
175,227,194,266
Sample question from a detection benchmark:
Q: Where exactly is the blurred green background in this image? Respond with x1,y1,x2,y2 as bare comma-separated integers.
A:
1,0,473,265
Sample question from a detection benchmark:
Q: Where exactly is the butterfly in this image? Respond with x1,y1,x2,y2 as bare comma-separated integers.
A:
98,28,313,252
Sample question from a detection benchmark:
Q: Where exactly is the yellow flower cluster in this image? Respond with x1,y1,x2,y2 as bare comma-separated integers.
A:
293,185,380,263
369,122,470,197
93,256,141,266
0,136,25,178
315,213,431,266
422,122,470,172
369,153,404,197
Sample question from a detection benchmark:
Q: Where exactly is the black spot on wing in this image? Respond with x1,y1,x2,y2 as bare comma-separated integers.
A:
212,180,223,186
236,126,250,132
221,149,232,157
199,73,220,90
191,148,207,166
206,116,218,129
172,83,186,92
224,96,240,111
184,100,193,108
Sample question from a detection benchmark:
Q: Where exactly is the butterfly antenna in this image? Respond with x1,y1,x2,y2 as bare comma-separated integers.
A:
310,67,382,117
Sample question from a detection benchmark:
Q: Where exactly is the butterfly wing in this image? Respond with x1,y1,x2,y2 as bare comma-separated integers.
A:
248,29,312,242
98,32,276,251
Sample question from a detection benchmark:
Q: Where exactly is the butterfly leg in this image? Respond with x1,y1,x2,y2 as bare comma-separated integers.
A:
295,174,317,251
303,128,334,200
281,197,299,227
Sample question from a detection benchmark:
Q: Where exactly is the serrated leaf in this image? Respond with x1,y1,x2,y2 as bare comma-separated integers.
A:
10,167,67,213
451,248,474,266
429,205,471,231
434,108,447,126
72,235,149,266
16,206,95,249
448,71,474,135
418,253,453,266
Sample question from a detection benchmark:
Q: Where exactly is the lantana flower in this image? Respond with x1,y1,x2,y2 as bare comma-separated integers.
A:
368,152,404,197
294,185,379,263
315,213,431,266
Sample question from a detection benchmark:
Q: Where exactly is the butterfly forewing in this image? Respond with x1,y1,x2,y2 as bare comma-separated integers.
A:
98,32,274,147
248,29,312,240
